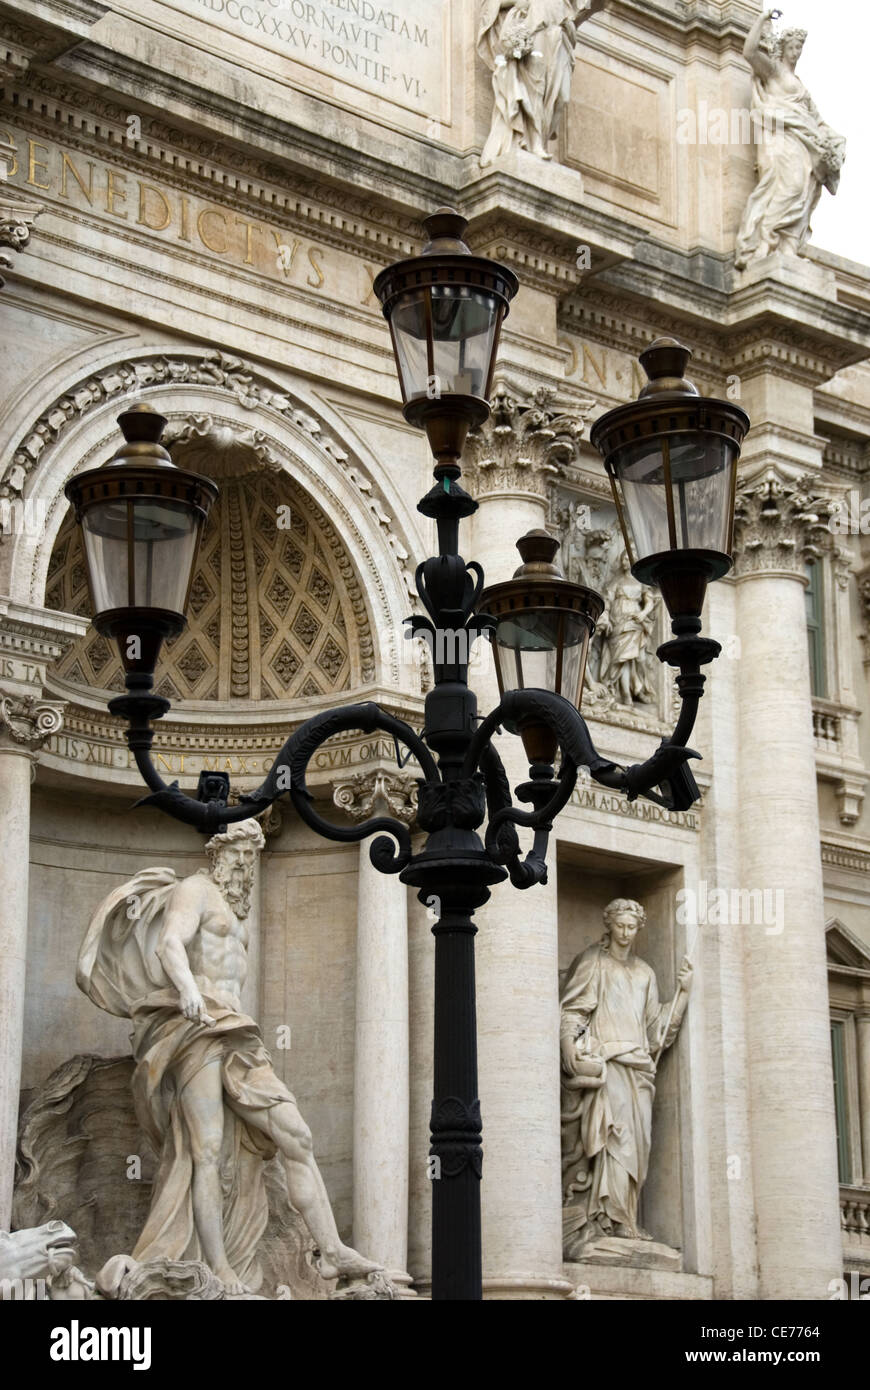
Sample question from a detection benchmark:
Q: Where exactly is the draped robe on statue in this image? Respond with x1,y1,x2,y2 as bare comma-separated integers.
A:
560,941,680,1250
76,868,295,1290
735,73,845,266
477,0,582,164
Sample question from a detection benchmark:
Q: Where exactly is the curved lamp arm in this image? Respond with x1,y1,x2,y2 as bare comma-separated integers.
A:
462,687,704,885
124,699,437,858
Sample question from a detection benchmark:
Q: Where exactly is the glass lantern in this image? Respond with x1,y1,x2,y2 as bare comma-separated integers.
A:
374,209,518,466
590,338,750,619
479,530,604,765
64,403,218,678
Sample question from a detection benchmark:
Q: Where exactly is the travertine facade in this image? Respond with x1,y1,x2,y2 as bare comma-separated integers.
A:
2,0,869,1299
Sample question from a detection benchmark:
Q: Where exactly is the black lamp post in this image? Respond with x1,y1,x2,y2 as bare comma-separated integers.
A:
64,211,749,1301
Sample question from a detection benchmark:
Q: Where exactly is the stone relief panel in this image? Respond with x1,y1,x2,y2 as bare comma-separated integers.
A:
553,486,664,718
46,461,370,702
560,43,676,230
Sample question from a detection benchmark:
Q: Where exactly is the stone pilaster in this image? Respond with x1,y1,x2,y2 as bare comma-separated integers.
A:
333,768,417,1292
733,469,843,1298
0,691,64,1227
855,1011,870,1188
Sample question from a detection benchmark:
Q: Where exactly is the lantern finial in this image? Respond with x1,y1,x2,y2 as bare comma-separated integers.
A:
116,401,169,445
637,338,698,398
421,209,471,254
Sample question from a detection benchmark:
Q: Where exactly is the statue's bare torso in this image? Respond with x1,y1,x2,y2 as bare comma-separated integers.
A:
182,874,248,1009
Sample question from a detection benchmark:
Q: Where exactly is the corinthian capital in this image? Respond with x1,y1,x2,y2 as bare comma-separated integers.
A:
733,470,835,578
333,769,418,825
462,376,596,502
0,691,65,752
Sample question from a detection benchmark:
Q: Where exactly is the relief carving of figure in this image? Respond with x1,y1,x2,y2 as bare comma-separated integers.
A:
477,0,605,166
76,819,378,1295
735,10,845,268
560,509,659,709
560,899,692,1258
596,551,659,706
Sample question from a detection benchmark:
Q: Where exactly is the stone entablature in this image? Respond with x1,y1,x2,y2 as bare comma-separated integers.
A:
37,693,426,793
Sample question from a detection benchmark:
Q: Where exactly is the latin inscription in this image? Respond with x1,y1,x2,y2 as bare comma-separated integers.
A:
0,127,387,306
169,0,446,116
45,732,410,779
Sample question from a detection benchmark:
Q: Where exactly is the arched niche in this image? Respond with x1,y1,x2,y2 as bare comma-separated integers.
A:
0,349,421,698
47,443,373,704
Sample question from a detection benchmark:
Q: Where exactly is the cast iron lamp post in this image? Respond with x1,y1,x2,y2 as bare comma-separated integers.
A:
65,209,749,1301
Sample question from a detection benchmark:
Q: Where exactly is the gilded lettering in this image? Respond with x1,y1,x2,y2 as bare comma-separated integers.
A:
60,152,94,204
26,139,51,191
105,169,128,219
198,208,229,254
306,245,325,288
234,216,263,266
137,181,172,231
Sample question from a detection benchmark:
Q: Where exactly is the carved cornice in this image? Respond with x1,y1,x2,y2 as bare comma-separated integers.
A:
559,292,724,389
473,219,583,298
725,327,860,388
734,469,836,578
0,599,86,666
463,376,596,501
2,69,421,264
563,275,870,390
333,768,418,824
857,565,870,668
0,689,64,752
821,434,870,481
40,692,424,756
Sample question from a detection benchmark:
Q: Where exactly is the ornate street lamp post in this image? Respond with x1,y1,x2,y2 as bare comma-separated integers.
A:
65,210,749,1300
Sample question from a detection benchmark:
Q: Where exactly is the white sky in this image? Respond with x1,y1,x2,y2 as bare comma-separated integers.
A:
772,0,869,265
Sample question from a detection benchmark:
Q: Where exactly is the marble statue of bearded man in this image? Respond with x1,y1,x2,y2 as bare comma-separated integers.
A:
560,898,692,1258
77,818,377,1294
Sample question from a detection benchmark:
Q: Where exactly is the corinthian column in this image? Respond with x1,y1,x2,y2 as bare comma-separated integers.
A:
333,769,417,1290
733,471,843,1298
0,691,64,1226
463,380,591,1298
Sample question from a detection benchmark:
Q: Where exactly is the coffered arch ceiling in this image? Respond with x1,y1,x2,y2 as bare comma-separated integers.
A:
45,462,373,703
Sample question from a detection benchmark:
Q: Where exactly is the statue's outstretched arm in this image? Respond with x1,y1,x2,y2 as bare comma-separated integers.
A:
743,9,779,77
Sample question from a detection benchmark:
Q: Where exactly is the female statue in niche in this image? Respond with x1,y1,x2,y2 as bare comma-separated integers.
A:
596,551,658,706
735,10,845,268
560,899,692,1257
477,0,605,166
